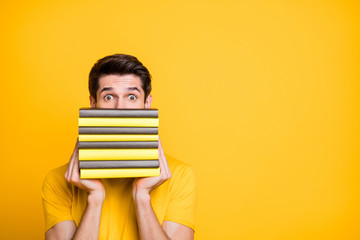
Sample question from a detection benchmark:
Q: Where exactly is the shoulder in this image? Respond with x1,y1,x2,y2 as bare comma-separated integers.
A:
165,155,196,191
42,164,72,199
167,155,195,177
162,155,197,230
43,164,68,186
42,164,74,232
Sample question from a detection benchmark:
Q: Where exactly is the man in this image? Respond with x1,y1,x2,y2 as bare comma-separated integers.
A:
42,54,196,239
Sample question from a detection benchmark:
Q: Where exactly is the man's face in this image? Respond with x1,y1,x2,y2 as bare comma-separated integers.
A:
90,74,152,109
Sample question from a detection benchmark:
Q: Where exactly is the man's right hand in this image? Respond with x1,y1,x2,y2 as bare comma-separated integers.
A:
47,139,105,240
65,139,105,203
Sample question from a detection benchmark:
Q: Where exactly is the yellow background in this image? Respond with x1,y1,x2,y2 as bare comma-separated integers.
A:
1,0,359,239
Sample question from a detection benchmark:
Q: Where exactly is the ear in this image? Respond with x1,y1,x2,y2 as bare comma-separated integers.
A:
89,96,96,108
145,94,152,109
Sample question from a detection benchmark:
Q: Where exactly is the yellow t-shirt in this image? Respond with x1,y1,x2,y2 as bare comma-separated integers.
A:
42,155,196,239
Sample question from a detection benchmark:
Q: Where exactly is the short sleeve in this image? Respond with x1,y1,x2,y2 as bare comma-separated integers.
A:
163,164,197,230
41,165,74,232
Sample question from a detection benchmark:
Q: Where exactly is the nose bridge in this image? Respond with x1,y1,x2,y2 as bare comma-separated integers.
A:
115,96,126,109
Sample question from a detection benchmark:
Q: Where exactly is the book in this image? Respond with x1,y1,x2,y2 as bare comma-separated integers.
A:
80,168,160,179
78,108,160,179
79,160,159,169
79,127,158,135
79,141,158,149
79,118,159,127
79,134,158,141
79,149,158,160
80,108,158,118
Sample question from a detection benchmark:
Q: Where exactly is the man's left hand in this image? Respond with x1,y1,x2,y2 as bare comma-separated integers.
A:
132,137,171,200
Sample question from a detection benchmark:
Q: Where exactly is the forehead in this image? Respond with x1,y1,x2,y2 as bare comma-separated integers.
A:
98,74,143,93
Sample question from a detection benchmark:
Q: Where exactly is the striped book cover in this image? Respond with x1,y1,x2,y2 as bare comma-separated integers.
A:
78,108,160,179
79,141,158,149
80,168,160,179
79,127,158,135
79,134,158,141
79,160,159,169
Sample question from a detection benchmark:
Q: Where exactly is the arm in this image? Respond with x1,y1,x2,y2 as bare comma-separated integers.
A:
45,139,105,240
133,195,194,240
162,221,194,240
72,192,104,239
132,138,194,240
45,194,103,240
133,191,170,240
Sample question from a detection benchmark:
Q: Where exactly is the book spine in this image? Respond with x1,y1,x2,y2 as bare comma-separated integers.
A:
79,141,158,149
79,127,158,135
79,109,158,118
79,149,159,160
79,160,159,169
80,168,160,179
79,134,158,142
79,118,159,127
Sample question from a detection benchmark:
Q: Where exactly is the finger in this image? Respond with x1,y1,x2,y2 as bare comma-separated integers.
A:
66,139,78,180
158,149,165,176
69,139,79,182
73,143,80,180
158,138,165,176
65,140,78,179
71,141,80,183
158,137,171,179
65,154,73,180
65,165,69,180
159,138,170,175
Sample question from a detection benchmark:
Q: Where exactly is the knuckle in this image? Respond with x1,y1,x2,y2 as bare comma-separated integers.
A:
162,174,171,181
70,176,77,183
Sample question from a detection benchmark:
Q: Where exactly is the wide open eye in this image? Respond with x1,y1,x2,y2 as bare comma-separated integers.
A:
128,94,137,101
104,94,114,101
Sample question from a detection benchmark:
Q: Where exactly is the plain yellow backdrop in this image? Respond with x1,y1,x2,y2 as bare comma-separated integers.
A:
0,0,359,239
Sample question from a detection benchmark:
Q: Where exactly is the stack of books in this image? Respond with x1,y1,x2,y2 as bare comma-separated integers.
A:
78,108,160,179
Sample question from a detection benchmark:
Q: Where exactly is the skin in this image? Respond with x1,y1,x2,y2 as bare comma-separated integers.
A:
45,74,194,240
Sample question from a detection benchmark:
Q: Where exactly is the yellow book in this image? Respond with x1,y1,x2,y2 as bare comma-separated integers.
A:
79,149,158,160
79,134,158,141
79,118,159,127
80,168,160,179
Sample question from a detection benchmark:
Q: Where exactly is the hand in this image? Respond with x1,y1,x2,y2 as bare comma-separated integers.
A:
65,139,105,204
132,137,172,200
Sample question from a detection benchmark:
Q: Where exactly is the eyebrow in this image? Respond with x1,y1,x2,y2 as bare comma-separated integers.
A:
100,87,113,94
99,86,141,94
126,87,141,93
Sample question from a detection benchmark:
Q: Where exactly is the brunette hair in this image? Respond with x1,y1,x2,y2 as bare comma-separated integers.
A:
89,54,152,102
